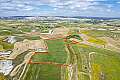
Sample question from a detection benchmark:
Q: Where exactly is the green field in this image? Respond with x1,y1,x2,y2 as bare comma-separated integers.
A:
88,36,106,45
93,52,120,80
0,37,14,51
71,43,120,80
32,39,67,64
81,30,120,39
25,39,68,80
24,64,61,80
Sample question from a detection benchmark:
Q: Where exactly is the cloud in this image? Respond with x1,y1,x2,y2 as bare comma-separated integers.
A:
0,0,119,17
0,0,109,11
117,2,120,4
106,9,111,12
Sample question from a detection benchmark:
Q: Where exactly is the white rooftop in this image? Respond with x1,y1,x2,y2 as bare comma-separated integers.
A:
0,60,13,75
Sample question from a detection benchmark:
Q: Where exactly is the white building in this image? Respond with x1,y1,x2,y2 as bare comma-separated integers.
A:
31,29,36,32
0,51,12,57
41,29,53,34
97,28,107,31
35,48,47,52
0,60,13,75
6,36,16,44
109,28,115,31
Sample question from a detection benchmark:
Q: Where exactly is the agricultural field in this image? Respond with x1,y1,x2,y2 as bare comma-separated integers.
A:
32,39,67,64
0,37,14,51
1,0,120,79
81,30,120,39
0,18,120,80
71,43,120,80
23,64,61,80
21,39,68,80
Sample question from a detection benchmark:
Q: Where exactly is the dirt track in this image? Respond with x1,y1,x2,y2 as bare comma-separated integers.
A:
10,52,34,77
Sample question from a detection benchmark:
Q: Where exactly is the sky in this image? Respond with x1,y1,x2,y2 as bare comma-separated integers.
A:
0,0,120,17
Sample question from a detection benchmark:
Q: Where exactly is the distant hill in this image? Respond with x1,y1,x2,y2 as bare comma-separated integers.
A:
0,16,120,20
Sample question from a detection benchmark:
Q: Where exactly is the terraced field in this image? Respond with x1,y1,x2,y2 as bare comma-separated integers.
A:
23,39,68,80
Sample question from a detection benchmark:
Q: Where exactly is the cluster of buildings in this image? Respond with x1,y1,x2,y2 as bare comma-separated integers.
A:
0,50,13,75
0,51,12,57
0,36,15,75
0,60,13,75
4,36,16,44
